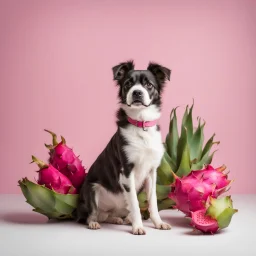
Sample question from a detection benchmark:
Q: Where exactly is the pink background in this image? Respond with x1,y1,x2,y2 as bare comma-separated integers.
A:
0,0,255,194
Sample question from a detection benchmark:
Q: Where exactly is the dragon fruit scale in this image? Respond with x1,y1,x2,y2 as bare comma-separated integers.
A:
190,196,238,234
44,129,87,189
168,165,232,216
31,155,77,194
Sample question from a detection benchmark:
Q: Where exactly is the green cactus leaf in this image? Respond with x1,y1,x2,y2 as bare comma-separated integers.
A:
156,184,172,200
190,161,204,171
21,179,55,213
156,174,163,185
205,150,217,165
166,108,179,163
32,208,51,219
176,125,187,169
181,105,189,128
33,208,72,220
138,192,148,210
157,101,220,200
191,147,216,170
53,194,76,215
176,143,191,177
138,191,147,202
157,156,173,185
157,198,176,211
163,151,177,172
189,120,205,161
200,133,216,160
183,102,194,144
18,179,30,199
217,208,238,229
54,193,78,208
176,128,191,177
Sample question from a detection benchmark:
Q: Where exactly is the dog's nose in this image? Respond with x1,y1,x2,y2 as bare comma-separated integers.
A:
133,90,143,98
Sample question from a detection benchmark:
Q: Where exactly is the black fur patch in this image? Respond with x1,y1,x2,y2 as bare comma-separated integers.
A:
75,129,134,223
74,182,96,223
116,108,130,128
122,184,130,192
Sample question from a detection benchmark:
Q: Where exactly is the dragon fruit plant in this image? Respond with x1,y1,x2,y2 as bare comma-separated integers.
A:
140,102,221,219
140,102,237,233
18,130,87,220
190,196,238,234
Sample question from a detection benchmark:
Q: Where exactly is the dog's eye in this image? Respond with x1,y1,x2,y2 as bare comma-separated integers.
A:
125,81,132,88
146,83,153,89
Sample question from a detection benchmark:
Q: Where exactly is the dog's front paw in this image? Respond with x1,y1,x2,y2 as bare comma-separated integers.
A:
155,222,172,230
132,226,146,235
88,221,101,230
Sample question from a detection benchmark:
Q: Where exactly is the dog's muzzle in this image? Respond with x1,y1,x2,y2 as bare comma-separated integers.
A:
132,90,143,104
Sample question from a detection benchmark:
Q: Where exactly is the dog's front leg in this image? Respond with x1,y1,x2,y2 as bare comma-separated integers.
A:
122,172,146,235
145,169,172,230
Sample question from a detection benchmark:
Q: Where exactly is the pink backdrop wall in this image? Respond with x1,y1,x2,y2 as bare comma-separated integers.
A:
0,0,255,194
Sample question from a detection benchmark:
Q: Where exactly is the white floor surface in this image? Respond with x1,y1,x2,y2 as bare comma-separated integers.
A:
0,194,255,256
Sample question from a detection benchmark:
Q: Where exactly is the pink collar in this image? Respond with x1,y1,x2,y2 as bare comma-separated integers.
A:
127,116,158,130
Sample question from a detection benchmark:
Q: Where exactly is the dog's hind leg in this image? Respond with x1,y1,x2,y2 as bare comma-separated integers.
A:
105,216,124,225
98,211,124,225
87,184,101,229
75,182,101,230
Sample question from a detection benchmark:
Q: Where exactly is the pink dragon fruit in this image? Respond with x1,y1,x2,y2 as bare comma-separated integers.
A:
190,196,238,234
190,165,231,195
190,209,219,234
31,155,77,194
169,165,232,216
44,129,87,189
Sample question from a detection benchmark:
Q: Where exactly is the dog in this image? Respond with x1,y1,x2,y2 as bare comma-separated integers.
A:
75,60,172,235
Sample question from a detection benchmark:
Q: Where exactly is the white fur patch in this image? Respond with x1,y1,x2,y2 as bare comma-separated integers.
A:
121,103,161,122
93,183,128,215
120,125,164,191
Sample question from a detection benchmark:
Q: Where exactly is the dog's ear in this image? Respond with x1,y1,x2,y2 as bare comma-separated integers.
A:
147,62,171,86
112,60,134,82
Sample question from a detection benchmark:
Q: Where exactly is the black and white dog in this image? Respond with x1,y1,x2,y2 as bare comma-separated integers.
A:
75,61,172,235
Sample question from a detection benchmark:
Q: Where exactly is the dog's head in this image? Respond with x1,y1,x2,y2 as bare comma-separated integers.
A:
112,61,171,109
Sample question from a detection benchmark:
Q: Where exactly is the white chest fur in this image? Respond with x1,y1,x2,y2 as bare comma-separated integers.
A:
120,125,164,191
